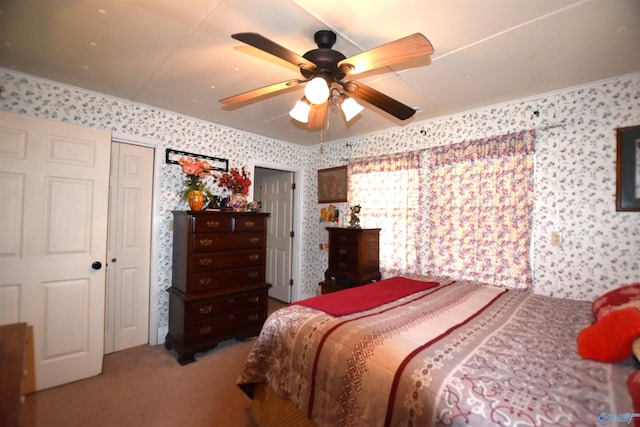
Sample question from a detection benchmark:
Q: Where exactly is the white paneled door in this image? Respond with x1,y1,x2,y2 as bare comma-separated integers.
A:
262,171,294,303
104,142,153,354
0,111,111,391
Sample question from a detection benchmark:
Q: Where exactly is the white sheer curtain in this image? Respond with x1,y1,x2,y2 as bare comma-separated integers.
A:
348,151,424,278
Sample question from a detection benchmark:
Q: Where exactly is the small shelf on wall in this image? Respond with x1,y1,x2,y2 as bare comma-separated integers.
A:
165,148,228,172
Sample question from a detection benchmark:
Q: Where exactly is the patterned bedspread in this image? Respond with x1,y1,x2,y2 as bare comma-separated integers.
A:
237,279,634,426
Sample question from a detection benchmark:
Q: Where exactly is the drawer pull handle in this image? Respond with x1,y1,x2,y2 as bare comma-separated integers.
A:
200,238,214,246
243,221,255,227
199,258,212,266
339,249,347,255
338,262,347,269
339,236,347,241
249,296,259,303
206,220,220,228
248,314,259,321
249,237,260,244
227,314,235,320
248,272,258,279
249,254,259,261
199,277,212,286
199,305,212,314
199,326,212,335
227,298,236,304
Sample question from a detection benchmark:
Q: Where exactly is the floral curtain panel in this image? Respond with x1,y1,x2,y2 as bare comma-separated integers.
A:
348,151,424,278
427,130,536,289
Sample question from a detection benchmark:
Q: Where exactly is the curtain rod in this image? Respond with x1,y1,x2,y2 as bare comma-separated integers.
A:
536,123,567,131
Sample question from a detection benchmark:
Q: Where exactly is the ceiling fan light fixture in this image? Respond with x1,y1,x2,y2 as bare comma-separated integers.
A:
304,77,330,104
289,98,310,123
341,96,364,122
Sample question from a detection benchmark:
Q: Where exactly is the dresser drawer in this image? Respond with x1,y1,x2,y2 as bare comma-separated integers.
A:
186,307,264,342
187,266,265,292
235,217,265,231
192,215,233,233
191,232,265,252
190,250,263,273
187,290,266,321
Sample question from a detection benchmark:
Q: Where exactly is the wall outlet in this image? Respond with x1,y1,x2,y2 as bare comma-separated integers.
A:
551,231,563,247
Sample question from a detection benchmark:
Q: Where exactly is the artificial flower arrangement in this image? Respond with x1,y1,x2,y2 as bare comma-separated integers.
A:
178,157,214,201
213,166,251,195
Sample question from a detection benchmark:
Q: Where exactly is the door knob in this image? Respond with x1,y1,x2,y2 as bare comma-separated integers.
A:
91,261,102,270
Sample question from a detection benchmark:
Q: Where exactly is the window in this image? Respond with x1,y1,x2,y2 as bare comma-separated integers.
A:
348,130,535,289
348,151,424,277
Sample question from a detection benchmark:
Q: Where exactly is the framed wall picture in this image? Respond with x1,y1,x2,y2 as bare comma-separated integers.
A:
616,125,640,211
318,166,348,203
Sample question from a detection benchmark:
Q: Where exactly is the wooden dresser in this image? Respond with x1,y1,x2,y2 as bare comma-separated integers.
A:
165,210,270,364
320,227,381,294
0,323,28,426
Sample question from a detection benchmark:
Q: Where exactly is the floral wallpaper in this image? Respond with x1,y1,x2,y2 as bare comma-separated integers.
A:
321,74,640,301
1,68,639,342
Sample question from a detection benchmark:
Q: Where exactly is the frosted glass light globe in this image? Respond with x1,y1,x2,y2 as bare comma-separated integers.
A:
289,99,310,123
341,97,364,121
304,77,330,104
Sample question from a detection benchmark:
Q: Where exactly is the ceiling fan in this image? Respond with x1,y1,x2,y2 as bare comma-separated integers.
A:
220,30,434,129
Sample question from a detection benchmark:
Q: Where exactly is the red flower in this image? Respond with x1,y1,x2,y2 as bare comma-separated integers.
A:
213,166,251,195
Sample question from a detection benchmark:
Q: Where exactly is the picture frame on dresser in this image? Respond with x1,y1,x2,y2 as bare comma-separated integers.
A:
318,166,348,203
616,125,640,211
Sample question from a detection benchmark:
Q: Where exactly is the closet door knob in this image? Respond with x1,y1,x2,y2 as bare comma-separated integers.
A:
91,261,102,270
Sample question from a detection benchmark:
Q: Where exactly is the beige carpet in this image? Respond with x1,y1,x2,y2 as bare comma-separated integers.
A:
22,338,259,427
21,298,289,427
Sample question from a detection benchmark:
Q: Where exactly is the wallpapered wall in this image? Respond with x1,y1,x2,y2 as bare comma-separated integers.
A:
314,74,640,301
1,69,639,340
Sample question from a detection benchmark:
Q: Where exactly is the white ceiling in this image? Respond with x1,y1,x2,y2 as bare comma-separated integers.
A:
1,0,639,146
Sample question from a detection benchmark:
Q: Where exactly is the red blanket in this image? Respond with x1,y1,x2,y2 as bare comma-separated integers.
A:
295,276,440,316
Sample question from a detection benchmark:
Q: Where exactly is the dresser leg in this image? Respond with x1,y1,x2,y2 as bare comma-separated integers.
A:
177,353,196,365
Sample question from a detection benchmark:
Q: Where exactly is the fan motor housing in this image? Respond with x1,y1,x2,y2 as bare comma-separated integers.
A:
301,30,347,82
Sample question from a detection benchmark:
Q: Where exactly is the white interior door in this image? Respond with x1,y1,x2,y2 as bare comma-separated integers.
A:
262,171,294,303
0,111,111,391
104,142,153,354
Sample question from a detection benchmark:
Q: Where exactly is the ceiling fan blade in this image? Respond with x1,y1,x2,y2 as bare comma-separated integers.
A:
307,102,328,129
343,81,416,120
232,33,316,71
338,33,433,76
220,79,303,105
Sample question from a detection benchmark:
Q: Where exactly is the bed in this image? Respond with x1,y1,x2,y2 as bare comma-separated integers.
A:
237,276,635,426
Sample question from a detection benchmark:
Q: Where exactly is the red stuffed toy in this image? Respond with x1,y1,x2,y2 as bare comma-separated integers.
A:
577,307,640,363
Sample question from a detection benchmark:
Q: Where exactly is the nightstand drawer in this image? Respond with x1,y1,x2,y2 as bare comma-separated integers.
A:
329,258,358,273
330,245,358,259
330,229,359,246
